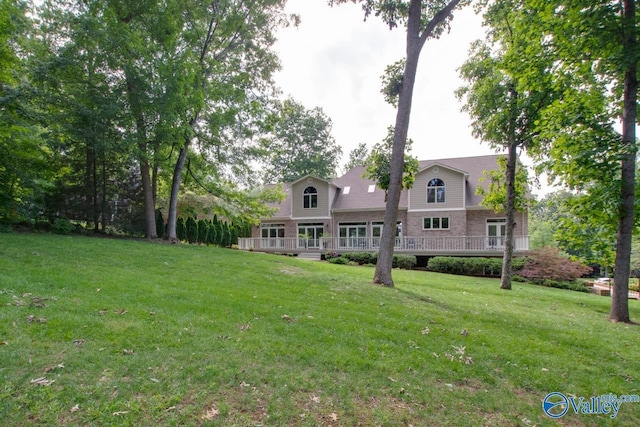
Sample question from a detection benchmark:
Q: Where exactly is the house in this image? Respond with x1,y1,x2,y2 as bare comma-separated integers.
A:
238,154,529,261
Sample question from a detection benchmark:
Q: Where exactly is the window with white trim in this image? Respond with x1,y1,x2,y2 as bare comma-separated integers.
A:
423,217,449,230
427,178,445,203
303,186,318,209
261,223,285,238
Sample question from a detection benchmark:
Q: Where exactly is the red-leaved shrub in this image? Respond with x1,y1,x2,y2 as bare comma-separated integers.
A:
519,247,592,282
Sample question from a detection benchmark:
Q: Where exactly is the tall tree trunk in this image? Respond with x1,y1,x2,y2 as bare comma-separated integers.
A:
373,0,462,286
166,133,193,241
101,156,107,233
139,147,157,239
610,0,636,323
373,0,422,287
500,141,518,290
124,68,157,240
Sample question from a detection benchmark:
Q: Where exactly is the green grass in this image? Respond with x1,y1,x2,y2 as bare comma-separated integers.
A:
0,233,639,426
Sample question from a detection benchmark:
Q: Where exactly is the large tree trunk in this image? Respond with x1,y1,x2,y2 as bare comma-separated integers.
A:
139,150,157,239
373,0,462,286
373,0,422,287
166,131,194,241
610,0,637,323
500,142,518,290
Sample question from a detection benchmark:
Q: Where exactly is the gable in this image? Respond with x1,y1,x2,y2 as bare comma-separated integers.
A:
290,176,332,218
409,164,466,210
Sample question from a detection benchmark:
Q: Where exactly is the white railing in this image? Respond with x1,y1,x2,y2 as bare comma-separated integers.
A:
238,236,529,253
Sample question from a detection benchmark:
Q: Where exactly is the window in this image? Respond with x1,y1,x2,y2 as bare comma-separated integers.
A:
423,217,450,230
343,186,351,195
260,224,285,248
303,186,318,209
368,184,376,193
372,221,402,238
427,178,445,203
261,224,285,238
339,222,367,249
298,223,324,248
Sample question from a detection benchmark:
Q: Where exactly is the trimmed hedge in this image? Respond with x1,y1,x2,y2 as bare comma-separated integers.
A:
325,252,416,270
427,256,527,277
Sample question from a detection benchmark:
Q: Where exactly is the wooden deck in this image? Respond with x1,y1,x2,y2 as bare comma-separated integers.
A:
238,236,530,257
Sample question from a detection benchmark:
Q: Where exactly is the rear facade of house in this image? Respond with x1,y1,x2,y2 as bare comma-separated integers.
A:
238,154,529,259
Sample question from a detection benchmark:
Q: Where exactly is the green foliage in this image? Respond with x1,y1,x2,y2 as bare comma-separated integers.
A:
363,126,419,199
393,254,417,270
380,59,405,107
206,220,217,246
476,155,530,213
331,252,416,270
427,256,510,277
176,217,186,242
197,219,208,245
343,142,369,172
520,247,592,283
261,98,342,183
155,210,165,239
328,256,349,265
186,217,198,244
51,218,75,235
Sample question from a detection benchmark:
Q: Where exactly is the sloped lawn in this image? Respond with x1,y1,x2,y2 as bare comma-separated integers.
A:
0,233,638,426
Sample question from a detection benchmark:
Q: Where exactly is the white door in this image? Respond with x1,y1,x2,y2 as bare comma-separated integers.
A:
486,219,506,249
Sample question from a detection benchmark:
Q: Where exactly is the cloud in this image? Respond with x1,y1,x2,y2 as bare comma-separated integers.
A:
274,0,492,164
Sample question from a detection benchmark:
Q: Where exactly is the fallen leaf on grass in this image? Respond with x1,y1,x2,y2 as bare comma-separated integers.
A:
281,314,293,322
202,406,219,420
112,411,129,416
123,349,134,355
30,297,48,308
329,412,339,422
310,395,320,403
30,377,55,386
73,339,85,347
70,404,80,413
460,329,468,336
26,314,47,323
0,341,7,346
238,323,251,331
98,309,108,316
421,327,430,335
114,309,127,315
44,363,65,373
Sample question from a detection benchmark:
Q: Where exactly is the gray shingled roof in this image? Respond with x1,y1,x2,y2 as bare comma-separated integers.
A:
263,154,501,217
330,166,407,211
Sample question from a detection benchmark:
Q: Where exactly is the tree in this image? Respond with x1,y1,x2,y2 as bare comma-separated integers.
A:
344,142,370,172
456,1,554,289
0,1,53,221
332,0,468,286
364,126,419,201
163,0,292,242
514,0,638,322
261,98,342,183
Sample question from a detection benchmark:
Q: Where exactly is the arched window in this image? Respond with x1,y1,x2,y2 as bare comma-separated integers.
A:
427,178,445,203
303,186,318,209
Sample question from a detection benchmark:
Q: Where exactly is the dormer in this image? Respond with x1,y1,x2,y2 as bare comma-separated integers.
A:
290,175,336,218
409,163,468,211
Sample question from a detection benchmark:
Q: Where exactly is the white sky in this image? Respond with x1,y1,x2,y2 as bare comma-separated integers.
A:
273,0,494,167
